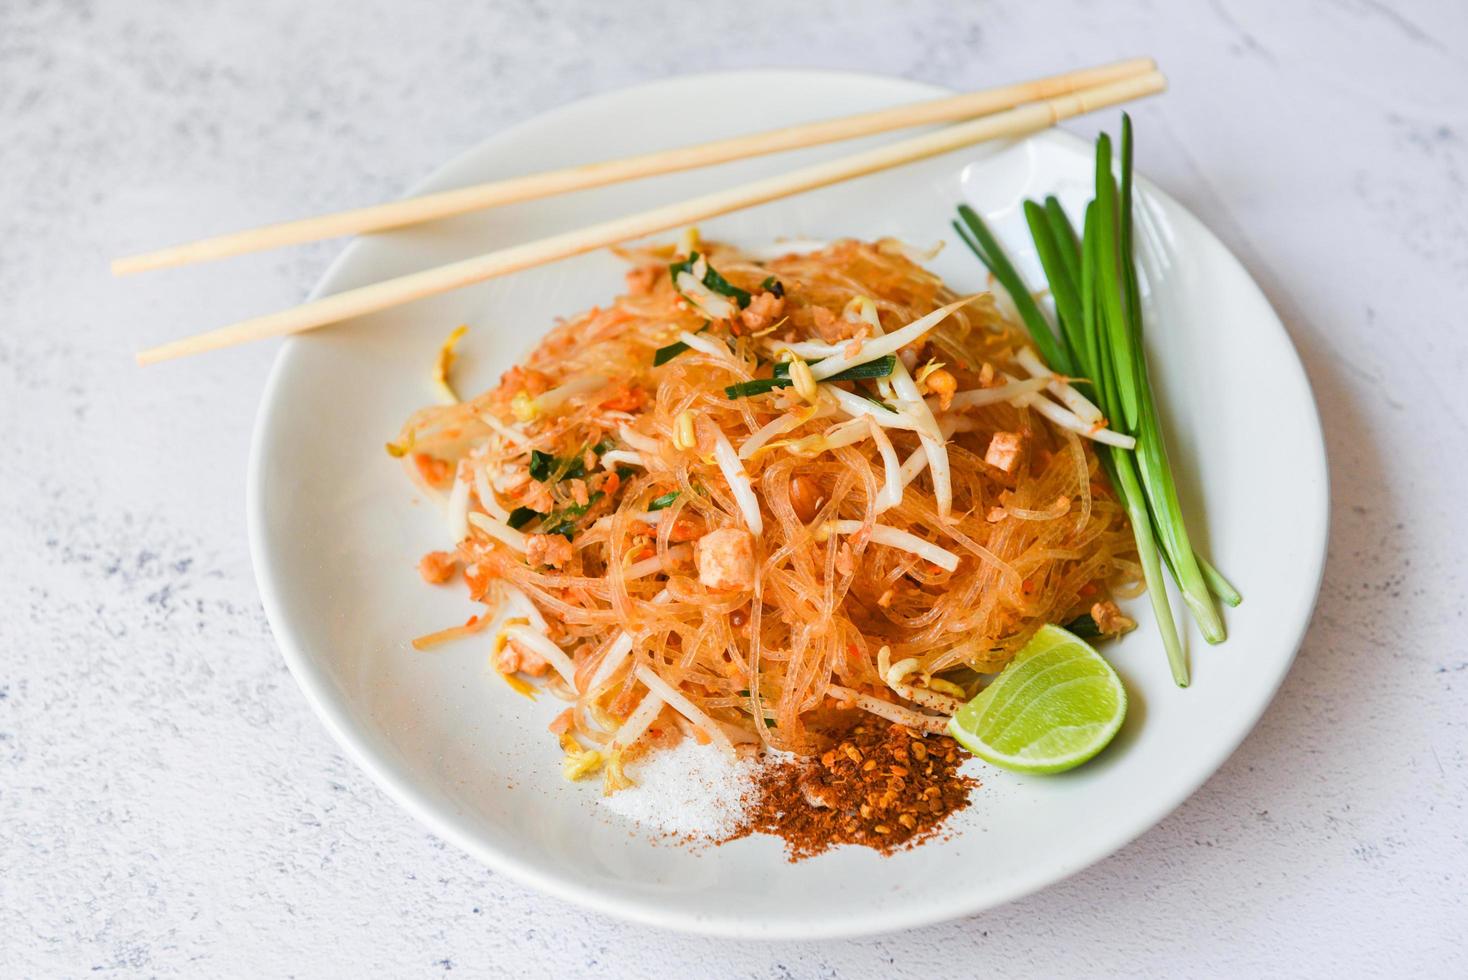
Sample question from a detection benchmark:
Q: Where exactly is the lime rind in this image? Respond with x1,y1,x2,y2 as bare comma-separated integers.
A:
947,624,1128,775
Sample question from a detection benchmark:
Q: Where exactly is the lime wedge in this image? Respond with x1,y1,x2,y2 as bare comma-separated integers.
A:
947,624,1127,774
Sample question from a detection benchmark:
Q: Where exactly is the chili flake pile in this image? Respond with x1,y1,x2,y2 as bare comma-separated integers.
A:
728,721,978,860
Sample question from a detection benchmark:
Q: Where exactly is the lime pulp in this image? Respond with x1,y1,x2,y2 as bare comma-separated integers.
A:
947,624,1128,774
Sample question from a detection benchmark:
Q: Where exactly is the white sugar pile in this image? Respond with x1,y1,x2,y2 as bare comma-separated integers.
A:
597,740,761,841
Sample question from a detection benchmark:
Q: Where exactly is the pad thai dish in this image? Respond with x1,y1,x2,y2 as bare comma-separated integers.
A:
393,232,1147,796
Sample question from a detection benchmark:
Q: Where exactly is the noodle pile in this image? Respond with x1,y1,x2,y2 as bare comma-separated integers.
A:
394,236,1139,783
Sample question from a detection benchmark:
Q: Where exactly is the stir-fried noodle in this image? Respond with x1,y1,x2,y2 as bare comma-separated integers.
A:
395,237,1138,785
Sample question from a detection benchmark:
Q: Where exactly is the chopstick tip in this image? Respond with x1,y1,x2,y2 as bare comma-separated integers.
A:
111,255,144,277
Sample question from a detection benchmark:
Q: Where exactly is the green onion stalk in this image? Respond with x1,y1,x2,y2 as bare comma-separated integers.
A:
952,114,1238,687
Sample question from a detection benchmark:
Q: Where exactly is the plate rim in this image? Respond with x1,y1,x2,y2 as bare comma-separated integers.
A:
246,67,1330,938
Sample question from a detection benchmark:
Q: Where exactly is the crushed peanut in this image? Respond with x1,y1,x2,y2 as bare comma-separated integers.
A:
921,367,958,410
1091,600,1138,636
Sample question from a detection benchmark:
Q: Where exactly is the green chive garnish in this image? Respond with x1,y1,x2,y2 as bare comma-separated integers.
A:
724,377,791,399
506,506,542,530
540,491,605,540
726,354,898,400
529,449,586,483
773,354,896,382
1062,614,1104,639
648,491,679,511
669,252,750,308
653,324,710,366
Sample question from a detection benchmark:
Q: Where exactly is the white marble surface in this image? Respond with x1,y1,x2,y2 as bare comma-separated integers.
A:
3,0,1465,975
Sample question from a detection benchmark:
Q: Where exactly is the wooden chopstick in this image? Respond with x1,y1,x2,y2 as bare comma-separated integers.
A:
113,58,1155,276
135,69,1165,366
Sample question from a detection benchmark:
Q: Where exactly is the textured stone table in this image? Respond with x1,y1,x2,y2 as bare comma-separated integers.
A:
3,1,1465,975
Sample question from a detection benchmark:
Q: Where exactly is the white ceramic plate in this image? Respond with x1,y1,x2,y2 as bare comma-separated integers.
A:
248,70,1328,938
